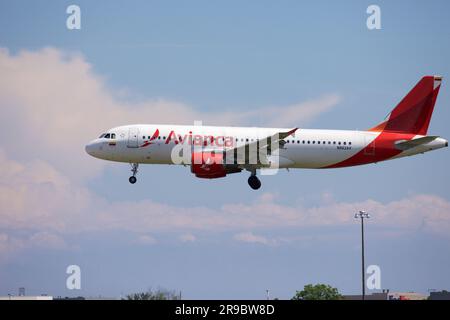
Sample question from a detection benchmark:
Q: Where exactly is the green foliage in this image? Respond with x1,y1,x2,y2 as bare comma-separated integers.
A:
292,284,342,300
125,288,181,300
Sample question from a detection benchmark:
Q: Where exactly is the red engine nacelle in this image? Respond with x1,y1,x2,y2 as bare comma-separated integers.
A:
191,151,227,179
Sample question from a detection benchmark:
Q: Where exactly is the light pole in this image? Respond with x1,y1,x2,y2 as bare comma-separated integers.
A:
355,210,370,300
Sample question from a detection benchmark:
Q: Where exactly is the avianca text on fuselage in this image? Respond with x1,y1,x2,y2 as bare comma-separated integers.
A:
141,130,235,148
85,76,448,190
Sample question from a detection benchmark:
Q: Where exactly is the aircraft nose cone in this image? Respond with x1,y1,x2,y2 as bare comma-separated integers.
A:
85,142,96,156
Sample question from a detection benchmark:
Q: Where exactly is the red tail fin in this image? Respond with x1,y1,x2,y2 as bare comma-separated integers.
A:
369,76,442,135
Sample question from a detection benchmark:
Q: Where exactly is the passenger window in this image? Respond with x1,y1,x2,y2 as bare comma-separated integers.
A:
312,141,315,144
349,142,352,145
338,142,341,145
302,140,305,144
343,142,346,145
328,141,331,144
318,141,321,144
307,141,310,144
333,141,336,144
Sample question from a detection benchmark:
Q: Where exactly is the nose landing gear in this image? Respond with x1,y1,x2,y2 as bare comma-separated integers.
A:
129,163,139,184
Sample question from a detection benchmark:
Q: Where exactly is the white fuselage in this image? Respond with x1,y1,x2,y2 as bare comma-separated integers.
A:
85,124,447,169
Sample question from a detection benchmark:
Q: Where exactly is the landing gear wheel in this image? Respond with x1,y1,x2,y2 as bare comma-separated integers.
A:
248,175,261,190
129,163,139,184
129,176,137,184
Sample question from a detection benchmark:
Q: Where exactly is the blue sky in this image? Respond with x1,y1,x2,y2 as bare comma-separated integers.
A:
1,0,450,299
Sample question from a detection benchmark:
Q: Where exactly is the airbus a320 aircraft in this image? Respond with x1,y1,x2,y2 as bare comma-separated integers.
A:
86,76,447,190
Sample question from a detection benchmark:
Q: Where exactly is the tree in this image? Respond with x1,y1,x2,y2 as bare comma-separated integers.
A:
292,284,342,300
125,288,181,300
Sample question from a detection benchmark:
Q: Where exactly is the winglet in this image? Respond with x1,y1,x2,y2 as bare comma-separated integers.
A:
281,127,299,139
288,127,299,135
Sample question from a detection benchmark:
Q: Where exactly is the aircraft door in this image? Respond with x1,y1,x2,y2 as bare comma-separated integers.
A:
127,127,139,148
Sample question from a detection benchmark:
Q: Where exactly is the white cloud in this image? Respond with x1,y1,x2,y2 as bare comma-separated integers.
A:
1,150,450,244
241,94,341,128
0,231,67,262
233,232,273,245
0,233,25,256
179,233,196,243
136,234,157,245
0,47,340,182
29,231,67,249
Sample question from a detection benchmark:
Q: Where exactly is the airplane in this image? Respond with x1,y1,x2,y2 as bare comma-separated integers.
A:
85,76,447,190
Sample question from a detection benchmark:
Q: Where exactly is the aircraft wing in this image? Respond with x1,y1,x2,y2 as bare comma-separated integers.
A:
223,127,298,165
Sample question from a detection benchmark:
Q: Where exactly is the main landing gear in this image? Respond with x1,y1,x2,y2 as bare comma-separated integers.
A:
247,171,261,190
129,163,139,184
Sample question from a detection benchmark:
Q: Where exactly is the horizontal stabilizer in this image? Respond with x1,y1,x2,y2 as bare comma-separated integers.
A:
395,136,439,151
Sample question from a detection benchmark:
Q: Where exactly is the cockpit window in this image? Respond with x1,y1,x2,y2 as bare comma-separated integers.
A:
99,133,116,139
